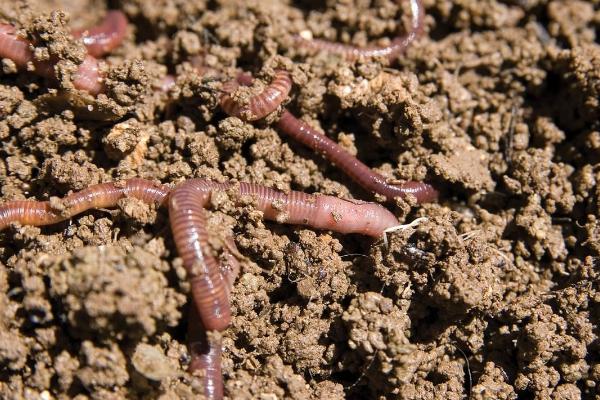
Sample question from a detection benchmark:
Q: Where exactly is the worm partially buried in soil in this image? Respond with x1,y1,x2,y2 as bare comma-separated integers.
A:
294,0,425,61
0,178,401,398
0,10,127,94
220,70,293,121
71,10,128,58
219,70,439,202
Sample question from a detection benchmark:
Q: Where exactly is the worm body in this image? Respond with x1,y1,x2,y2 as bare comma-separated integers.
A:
235,181,400,236
187,246,238,400
71,55,104,94
0,24,55,78
276,111,438,202
71,10,128,57
1,178,404,400
294,0,424,61
216,72,437,203
0,24,103,93
168,180,232,332
168,177,397,331
0,179,168,231
220,70,292,121
0,10,127,94
187,307,224,400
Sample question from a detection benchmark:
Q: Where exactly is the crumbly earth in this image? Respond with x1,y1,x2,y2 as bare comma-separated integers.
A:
1,0,599,399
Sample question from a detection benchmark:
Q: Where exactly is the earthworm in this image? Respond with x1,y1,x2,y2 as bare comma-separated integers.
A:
169,177,398,330
70,55,104,94
0,24,103,93
276,110,439,202
219,71,437,202
187,307,224,400
71,10,128,58
166,178,399,397
0,10,128,94
186,248,238,400
294,0,424,61
168,182,232,332
0,179,169,230
0,24,56,79
0,177,402,398
219,70,292,121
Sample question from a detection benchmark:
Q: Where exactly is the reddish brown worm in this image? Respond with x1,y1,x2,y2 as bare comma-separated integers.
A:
71,10,128,58
0,177,398,316
276,110,439,203
168,181,232,332
0,179,169,230
187,307,225,400
0,10,127,94
0,24,58,80
219,70,292,121
0,178,399,399
168,178,399,331
186,250,238,400
220,71,438,202
294,0,425,61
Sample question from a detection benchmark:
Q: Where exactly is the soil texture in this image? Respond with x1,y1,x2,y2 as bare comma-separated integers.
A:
1,0,600,399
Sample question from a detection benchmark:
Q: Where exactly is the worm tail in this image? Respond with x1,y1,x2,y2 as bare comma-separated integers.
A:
276,111,438,202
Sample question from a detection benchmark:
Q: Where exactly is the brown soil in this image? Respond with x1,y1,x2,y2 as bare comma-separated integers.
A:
1,0,599,399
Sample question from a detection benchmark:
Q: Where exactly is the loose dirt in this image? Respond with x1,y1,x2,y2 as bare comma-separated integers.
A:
0,0,599,399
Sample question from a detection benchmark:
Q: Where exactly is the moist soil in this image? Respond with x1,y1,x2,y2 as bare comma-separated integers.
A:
1,0,599,399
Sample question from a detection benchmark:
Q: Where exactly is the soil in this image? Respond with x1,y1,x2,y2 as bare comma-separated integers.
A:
0,0,599,399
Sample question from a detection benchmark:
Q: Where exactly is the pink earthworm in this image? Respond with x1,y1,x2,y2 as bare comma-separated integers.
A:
186,248,239,400
294,0,425,61
1,178,398,323
0,24,57,79
0,179,169,230
169,178,398,397
0,10,128,94
1,178,399,399
168,182,233,332
220,71,438,202
0,24,103,93
219,70,292,121
276,110,439,202
71,10,128,58
187,308,225,400
168,178,399,330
